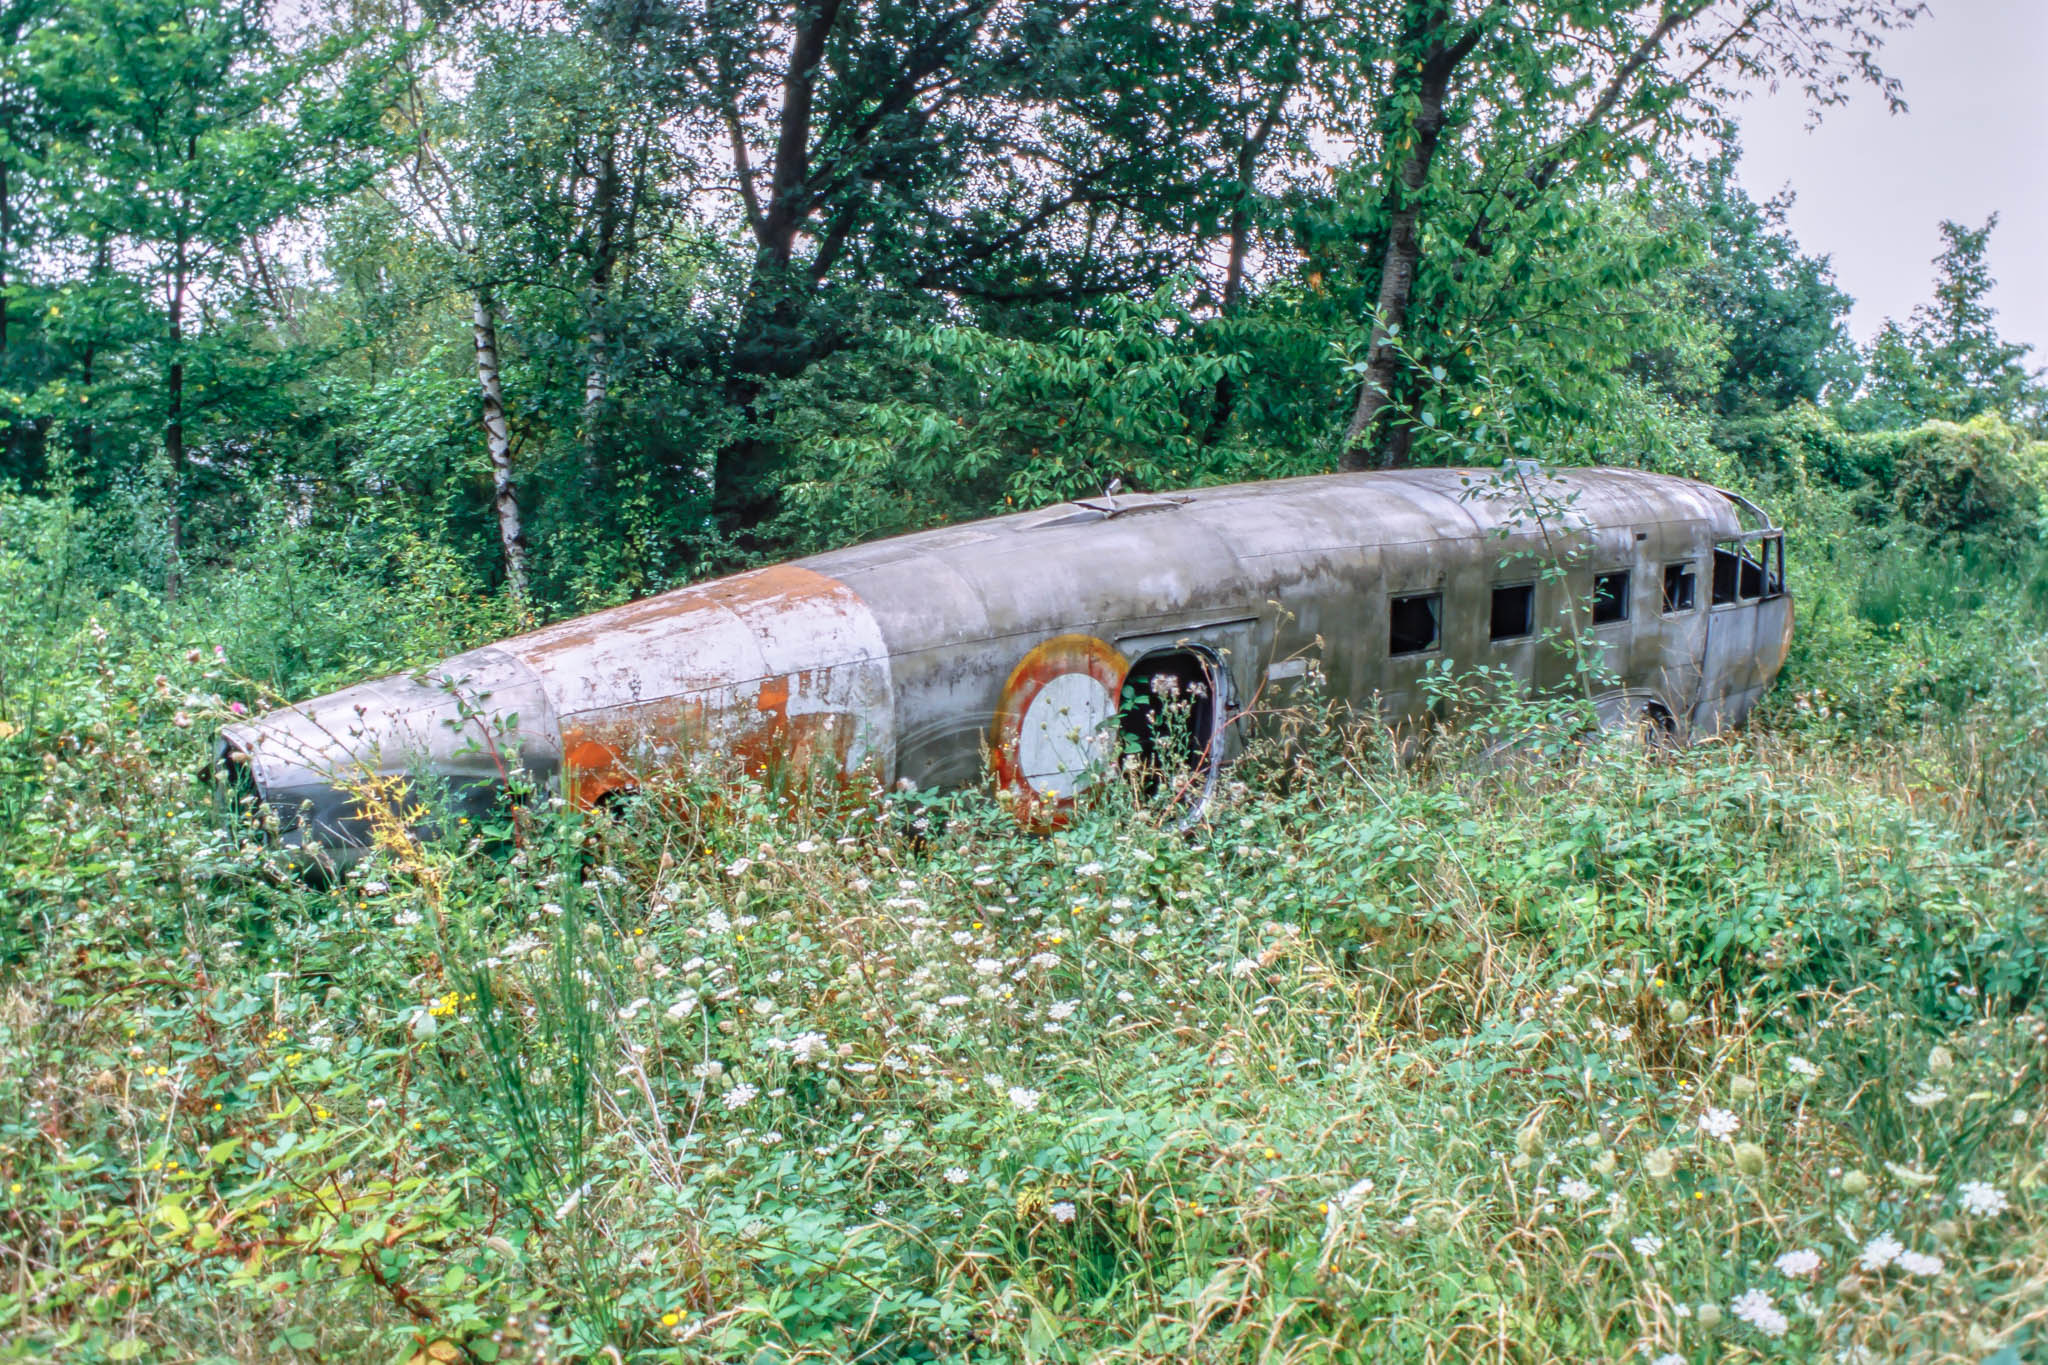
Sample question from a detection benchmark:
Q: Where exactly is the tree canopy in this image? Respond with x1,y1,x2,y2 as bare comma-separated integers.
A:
5,0,2042,612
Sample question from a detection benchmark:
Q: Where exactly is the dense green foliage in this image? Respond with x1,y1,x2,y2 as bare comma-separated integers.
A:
11,0,2032,607
4,0,2048,1359
3,474,2048,1362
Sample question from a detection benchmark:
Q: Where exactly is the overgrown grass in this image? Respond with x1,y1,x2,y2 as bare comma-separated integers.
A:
2,491,2046,1363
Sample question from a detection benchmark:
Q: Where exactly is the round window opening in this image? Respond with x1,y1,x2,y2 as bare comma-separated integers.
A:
1016,671,1120,798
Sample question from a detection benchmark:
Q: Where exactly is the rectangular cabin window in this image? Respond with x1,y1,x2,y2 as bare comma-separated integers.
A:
1663,562,1697,613
1712,544,1741,604
1592,571,1630,625
1389,593,1441,656
1713,541,1771,604
1490,583,1535,641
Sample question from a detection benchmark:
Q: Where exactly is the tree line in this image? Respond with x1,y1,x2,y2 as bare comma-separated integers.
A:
1,0,2040,612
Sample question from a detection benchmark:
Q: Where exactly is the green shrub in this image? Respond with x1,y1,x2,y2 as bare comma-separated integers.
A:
1855,415,2048,543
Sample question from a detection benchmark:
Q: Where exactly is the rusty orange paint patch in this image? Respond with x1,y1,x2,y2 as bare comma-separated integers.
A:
563,673,868,806
564,736,634,808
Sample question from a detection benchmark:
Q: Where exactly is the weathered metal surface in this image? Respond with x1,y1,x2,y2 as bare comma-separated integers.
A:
512,563,895,807
218,466,1793,859
989,633,1131,813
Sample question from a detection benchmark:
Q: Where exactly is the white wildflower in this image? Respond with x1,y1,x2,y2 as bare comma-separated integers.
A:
1859,1233,1903,1271
1698,1108,1740,1140
1905,1085,1948,1109
1007,1086,1042,1113
1730,1287,1789,1338
1894,1250,1943,1277
665,992,701,1020
1028,952,1057,969
1230,958,1259,979
944,1167,970,1186
691,1060,724,1080
790,1031,830,1064
1774,1249,1823,1277
1075,861,1104,877
1557,1177,1595,1204
1631,1234,1664,1257
794,839,816,854
1958,1181,2009,1217
972,957,1003,977
723,1083,758,1111
1047,1000,1078,1021
1786,1055,1820,1078
1049,1200,1077,1223
951,930,976,946
724,857,752,877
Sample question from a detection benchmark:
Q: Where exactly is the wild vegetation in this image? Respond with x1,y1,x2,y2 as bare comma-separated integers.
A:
3,0,2048,1360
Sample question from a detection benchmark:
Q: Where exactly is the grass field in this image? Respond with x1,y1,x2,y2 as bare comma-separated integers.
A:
2,494,2046,1363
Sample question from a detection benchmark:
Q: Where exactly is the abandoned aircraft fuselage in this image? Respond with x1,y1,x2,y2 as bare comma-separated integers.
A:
220,466,1794,854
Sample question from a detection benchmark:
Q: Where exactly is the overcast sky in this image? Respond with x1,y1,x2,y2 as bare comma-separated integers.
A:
1732,0,2046,361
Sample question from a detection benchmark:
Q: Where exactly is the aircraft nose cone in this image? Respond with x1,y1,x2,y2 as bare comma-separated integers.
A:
218,647,558,862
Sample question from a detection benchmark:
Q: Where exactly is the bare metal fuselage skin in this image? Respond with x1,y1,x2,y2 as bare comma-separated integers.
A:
220,467,1794,855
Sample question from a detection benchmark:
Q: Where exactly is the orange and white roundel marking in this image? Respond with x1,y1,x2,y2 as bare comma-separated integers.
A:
991,634,1129,804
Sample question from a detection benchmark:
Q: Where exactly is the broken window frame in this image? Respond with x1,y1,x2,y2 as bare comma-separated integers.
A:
1662,561,1698,614
1591,570,1631,626
1388,592,1442,657
1711,532,1785,606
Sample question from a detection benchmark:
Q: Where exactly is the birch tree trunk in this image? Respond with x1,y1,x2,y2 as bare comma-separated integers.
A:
472,290,528,598
581,127,621,456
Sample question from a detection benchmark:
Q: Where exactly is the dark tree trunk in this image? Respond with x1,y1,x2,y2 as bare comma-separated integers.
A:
758,0,844,272
708,0,845,539
1339,7,1479,471
1,157,9,357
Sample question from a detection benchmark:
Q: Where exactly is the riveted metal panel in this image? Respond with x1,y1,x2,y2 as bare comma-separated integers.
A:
220,466,1788,856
